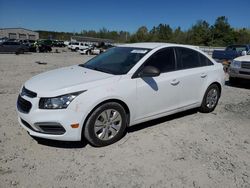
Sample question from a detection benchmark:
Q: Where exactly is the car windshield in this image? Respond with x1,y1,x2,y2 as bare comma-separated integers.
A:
227,45,247,52
79,47,150,75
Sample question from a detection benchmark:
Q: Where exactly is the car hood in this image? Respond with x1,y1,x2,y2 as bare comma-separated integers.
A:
234,55,250,62
24,65,117,97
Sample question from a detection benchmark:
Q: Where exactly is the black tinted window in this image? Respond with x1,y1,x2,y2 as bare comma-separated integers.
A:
199,53,213,66
144,48,175,73
175,47,200,69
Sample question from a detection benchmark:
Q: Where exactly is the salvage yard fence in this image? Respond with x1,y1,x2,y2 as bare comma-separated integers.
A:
199,46,224,56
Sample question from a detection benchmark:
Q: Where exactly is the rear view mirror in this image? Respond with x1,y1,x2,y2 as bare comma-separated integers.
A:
138,66,160,77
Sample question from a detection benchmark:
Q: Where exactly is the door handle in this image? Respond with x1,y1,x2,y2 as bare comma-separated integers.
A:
170,79,180,86
201,73,207,78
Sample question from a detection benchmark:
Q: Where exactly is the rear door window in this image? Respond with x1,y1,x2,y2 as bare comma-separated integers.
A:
175,47,200,70
199,53,213,66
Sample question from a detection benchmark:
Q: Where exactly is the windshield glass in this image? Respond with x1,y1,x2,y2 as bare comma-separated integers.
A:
79,47,150,75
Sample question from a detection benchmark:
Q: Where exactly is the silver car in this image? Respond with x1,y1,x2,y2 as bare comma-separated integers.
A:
229,51,250,83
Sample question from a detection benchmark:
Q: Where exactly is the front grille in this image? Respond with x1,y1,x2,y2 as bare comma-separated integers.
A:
239,71,250,75
21,87,37,98
35,123,66,135
17,95,32,113
241,62,250,69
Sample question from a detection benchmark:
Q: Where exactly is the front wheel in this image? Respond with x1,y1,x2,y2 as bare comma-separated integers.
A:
199,84,220,113
84,102,127,147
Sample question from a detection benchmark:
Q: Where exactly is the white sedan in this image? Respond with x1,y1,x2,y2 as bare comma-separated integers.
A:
16,43,224,146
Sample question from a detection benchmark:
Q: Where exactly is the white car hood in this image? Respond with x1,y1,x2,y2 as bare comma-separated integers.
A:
24,65,116,97
234,55,250,62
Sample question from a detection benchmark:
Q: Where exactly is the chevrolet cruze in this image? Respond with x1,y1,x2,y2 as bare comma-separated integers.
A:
16,43,224,146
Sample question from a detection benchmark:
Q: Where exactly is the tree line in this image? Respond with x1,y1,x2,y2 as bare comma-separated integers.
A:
37,16,250,47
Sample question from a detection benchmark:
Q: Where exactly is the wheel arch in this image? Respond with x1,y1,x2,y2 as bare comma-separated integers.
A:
81,98,130,140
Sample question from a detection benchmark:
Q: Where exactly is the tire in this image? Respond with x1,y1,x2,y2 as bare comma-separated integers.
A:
199,84,220,113
19,49,24,54
75,47,79,51
229,76,237,84
84,102,127,147
87,50,90,55
15,49,23,55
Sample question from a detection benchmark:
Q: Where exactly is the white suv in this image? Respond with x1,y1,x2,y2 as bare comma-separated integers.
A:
69,42,89,51
16,43,224,146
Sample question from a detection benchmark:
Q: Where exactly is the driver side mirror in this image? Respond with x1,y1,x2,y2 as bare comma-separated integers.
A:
138,66,161,77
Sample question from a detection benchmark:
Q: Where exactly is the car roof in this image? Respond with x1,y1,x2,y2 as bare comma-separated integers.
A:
119,42,199,50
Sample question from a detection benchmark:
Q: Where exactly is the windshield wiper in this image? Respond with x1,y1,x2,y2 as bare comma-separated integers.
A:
92,67,116,75
79,64,116,75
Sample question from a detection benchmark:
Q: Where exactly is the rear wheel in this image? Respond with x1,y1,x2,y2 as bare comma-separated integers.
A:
199,84,220,113
84,102,127,147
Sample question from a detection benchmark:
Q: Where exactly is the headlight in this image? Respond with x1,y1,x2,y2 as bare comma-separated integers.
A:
231,60,241,68
39,91,85,109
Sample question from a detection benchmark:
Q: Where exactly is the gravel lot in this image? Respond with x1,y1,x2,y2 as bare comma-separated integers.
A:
0,51,250,188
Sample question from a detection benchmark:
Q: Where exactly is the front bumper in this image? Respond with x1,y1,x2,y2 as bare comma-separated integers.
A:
228,67,250,80
16,95,84,141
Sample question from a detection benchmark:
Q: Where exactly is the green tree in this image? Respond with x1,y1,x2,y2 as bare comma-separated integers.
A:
149,24,173,42
130,26,149,42
211,16,235,46
234,28,250,44
188,20,212,46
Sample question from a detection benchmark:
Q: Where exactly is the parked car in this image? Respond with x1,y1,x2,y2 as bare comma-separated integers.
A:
64,41,70,46
79,47,92,55
29,43,52,53
212,44,250,61
53,40,65,47
79,47,102,55
228,51,250,83
37,39,53,47
67,42,72,49
79,44,114,55
69,42,89,51
0,37,8,43
16,43,224,146
91,47,102,55
0,41,29,54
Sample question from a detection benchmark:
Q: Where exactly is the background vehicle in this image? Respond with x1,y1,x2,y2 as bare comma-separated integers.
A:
0,41,29,54
64,41,70,46
79,46,104,55
53,40,66,47
69,42,89,51
79,47,92,55
16,43,224,147
212,44,250,61
0,37,8,43
79,44,114,55
37,39,53,47
229,52,250,83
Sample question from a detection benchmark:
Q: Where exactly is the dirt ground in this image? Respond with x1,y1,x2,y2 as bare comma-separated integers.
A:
0,51,250,188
